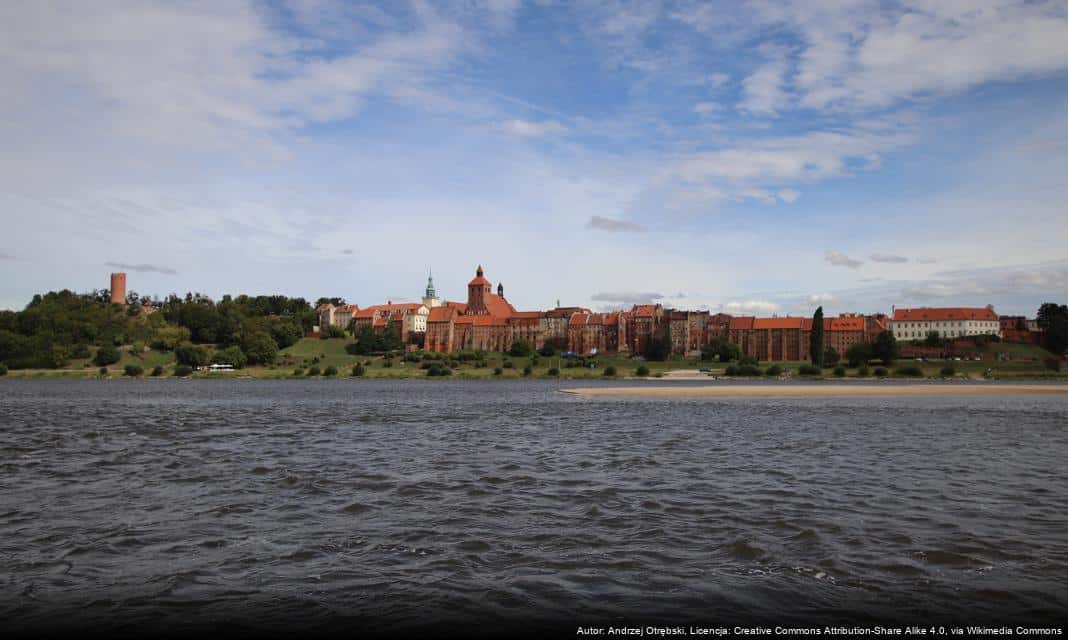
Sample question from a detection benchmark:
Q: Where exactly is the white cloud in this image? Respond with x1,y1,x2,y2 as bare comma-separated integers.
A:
496,119,567,137
693,101,721,115
722,300,781,314
586,216,646,232
105,261,177,275
825,250,863,268
808,292,836,304
739,51,791,115
869,253,908,263
590,291,664,305
777,188,801,203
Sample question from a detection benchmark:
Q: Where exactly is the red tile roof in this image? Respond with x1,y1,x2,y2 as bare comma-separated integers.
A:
481,293,517,318
729,317,755,330
473,315,505,326
511,311,543,319
893,307,998,322
632,304,659,318
427,307,457,322
752,317,805,330
829,317,864,332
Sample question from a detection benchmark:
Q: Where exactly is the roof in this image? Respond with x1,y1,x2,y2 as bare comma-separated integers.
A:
427,307,457,322
473,315,505,326
468,275,492,287
893,307,998,322
444,301,468,314
603,314,619,326
632,304,659,318
729,316,755,330
481,293,517,318
511,311,543,319
752,317,805,330
829,317,864,332
570,313,589,325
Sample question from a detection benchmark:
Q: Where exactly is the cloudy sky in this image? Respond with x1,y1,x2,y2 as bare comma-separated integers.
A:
2,0,1067,316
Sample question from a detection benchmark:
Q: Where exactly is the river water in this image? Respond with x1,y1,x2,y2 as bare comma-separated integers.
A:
1,379,1066,637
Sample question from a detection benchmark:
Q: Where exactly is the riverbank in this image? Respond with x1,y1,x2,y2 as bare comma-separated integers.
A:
562,383,1068,398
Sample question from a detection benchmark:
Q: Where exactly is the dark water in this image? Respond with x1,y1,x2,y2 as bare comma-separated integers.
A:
2,380,1067,637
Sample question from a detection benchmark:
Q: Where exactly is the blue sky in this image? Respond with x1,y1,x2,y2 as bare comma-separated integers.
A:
2,0,1067,316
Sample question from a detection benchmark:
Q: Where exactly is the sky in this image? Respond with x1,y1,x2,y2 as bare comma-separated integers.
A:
1,0,1067,317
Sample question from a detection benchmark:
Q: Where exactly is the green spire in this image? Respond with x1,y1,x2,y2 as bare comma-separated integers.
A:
425,269,436,298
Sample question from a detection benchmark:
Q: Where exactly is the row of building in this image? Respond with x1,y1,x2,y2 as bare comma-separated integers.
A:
315,265,1034,359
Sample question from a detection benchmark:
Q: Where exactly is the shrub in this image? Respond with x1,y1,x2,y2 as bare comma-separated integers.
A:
93,345,121,366
323,325,346,339
603,365,617,376
738,355,759,366
493,367,503,376
307,365,321,376
547,367,559,376
1043,357,1061,372
833,366,846,377
846,342,874,367
426,363,452,377
212,345,247,369
824,347,841,367
293,368,304,376
940,365,956,377
635,365,650,377
99,366,109,376
502,360,514,369
0,363,7,376
874,367,888,377
150,366,163,377
509,338,533,357
765,364,782,376
242,332,279,365
724,365,739,376
123,364,143,377
323,365,338,376
538,343,557,357
352,363,365,377
404,352,422,363
737,364,762,376
151,326,192,351
174,342,208,367
895,365,924,378
382,358,393,368
798,364,821,376
173,364,193,377
69,343,91,359
857,365,870,377
522,364,533,376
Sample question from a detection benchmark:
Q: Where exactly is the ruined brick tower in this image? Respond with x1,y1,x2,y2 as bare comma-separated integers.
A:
110,272,126,305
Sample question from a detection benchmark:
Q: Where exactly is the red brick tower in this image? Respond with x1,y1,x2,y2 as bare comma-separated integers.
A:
110,272,127,305
467,265,492,315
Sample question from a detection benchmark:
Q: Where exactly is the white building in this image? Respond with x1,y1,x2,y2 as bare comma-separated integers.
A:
890,307,1001,341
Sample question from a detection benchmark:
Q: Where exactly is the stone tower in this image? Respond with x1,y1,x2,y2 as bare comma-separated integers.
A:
110,272,127,305
467,265,492,314
422,270,441,308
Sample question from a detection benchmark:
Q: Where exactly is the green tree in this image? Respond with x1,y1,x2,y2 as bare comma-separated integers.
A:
873,331,899,365
643,336,671,362
823,347,840,367
150,326,191,351
1037,302,1068,354
509,338,533,357
93,344,121,366
123,364,144,377
924,330,943,347
174,342,209,367
212,345,248,369
845,342,873,367
270,320,304,348
242,332,278,365
810,306,825,367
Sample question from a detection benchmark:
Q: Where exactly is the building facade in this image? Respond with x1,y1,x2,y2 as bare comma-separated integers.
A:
890,307,1001,341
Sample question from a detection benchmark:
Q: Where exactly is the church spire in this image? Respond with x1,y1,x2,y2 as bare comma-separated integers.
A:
425,269,435,298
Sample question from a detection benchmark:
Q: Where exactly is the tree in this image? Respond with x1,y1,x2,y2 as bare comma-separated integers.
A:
93,345,121,366
1037,302,1068,354
873,331,899,365
810,306,825,367
845,342,873,367
509,338,533,357
316,297,346,307
924,330,943,348
174,342,209,367
643,336,671,362
150,326,191,351
242,332,278,365
823,347,840,367
212,345,248,369
270,320,304,348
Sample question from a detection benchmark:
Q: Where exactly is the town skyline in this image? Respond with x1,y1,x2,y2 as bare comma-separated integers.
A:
2,2,1067,316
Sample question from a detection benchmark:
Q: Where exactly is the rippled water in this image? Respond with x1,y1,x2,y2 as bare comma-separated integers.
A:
2,379,1067,636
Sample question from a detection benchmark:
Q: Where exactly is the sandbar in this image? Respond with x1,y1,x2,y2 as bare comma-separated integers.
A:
561,384,1068,398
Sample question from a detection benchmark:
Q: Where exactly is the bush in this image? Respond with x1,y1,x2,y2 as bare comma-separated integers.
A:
765,364,782,376
0,363,7,376
93,345,121,366
635,365,650,377
323,365,338,376
798,364,821,376
833,366,846,377
724,365,739,376
824,347,841,367
150,365,163,377
846,342,873,367
737,364,762,376
404,352,422,363
293,368,304,376
69,343,91,359
151,326,192,351
522,364,533,376
603,365,617,376
99,366,108,376
426,363,452,377
212,345,247,369
940,365,956,377
738,355,759,366
503,360,514,369
874,367,888,377
174,342,208,367
538,343,557,357
307,365,321,376
173,364,193,377
242,332,279,365
547,367,559,376
352,363,365,377
123,364,143,377
323,325,346,339
857,365,870,377
493,367,503,376
382,358,393,368
895,365,924,378
509,338,533,357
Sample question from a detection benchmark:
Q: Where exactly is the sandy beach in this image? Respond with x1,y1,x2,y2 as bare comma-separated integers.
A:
561,383,1068,398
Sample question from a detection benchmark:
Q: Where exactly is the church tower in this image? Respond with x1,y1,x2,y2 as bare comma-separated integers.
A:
467,265,492,314
422,270,441,308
